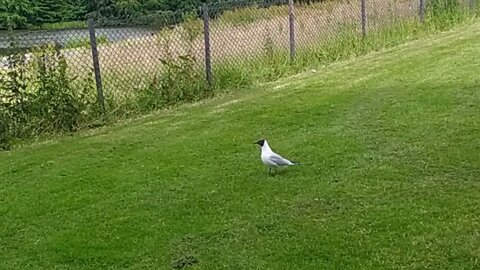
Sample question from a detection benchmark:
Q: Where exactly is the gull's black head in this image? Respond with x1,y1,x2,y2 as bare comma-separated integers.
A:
254,139,265,146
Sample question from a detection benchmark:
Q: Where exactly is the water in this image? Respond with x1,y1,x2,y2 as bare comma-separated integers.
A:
0,26,157,51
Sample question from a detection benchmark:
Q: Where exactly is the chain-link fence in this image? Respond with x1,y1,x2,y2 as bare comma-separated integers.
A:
0,0,478,146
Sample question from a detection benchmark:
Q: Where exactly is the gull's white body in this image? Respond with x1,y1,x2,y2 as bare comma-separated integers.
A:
259,140,296,168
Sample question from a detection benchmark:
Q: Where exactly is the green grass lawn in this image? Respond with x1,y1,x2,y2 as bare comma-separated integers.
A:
1,21,480,269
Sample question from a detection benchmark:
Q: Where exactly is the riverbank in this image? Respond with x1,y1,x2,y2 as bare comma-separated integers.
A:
31,21,88,30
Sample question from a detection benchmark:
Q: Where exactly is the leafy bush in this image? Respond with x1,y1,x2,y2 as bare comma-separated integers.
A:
136,17,207,112
0,43,96,146
180,12,203,47
138,54,206,111
35,21,88,30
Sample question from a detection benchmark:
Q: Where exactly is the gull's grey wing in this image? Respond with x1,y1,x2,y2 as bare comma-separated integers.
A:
269,153,293,166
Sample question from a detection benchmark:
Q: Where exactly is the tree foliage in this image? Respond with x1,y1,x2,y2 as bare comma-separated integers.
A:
0,0,331,29
0,0,285,28
0,0,41,29
0,0,212,29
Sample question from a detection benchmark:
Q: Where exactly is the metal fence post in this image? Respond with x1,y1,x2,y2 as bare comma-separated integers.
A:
419,0,425,22
88,18,105,115
202,4,213,88
288,0,296,62
469,0,475,11
361,0,367,38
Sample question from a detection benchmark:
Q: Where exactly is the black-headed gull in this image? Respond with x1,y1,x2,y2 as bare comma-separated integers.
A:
254,139,299,175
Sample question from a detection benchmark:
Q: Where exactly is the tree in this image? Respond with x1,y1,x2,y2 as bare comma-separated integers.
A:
0,0,40,29
115,0,141,19
1,0,292,29
37,0,87,23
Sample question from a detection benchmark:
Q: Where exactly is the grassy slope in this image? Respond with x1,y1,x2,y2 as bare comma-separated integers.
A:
1,22,480,269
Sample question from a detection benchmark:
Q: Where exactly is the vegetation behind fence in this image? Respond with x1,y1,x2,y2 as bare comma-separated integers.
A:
0,0,478,149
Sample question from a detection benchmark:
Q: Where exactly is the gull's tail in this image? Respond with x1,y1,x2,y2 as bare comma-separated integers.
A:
291,161,301,165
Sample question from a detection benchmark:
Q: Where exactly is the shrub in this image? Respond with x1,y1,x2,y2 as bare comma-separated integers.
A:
0,43,96,146
180,11,203,45
138,54,206,111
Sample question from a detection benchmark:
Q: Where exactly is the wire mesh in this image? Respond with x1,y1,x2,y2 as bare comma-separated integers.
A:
91,13,206,106
0,27,94,91
366,0,419,31
294,0,361,49
207,0,290,67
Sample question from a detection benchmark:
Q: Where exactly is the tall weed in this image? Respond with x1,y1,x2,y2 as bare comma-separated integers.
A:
139,54,205,111
0,43,96,145
137,23,207,112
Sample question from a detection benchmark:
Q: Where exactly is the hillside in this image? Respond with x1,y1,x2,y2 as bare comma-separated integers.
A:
1,22,479,269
